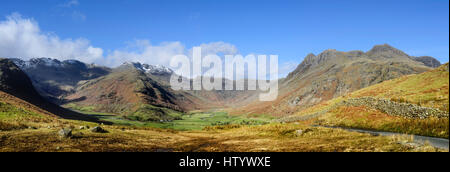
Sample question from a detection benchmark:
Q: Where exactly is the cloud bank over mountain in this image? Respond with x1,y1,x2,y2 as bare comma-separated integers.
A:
0,13,296,78
0,13,103,63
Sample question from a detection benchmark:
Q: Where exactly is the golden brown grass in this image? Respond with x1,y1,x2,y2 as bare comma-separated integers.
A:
0,118,445,152
289,64,449,138
351,63,449,111
316,106,449,138
1,93,446,152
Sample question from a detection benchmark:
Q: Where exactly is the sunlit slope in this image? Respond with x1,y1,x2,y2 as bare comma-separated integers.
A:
350,63,449,111
283,63,449,138
0,91,59,130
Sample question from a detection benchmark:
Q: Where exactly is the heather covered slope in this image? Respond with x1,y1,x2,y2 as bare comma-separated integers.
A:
63,63,187,122
0,58,104,123
63,62,259,117
233,44,434,117
280,63,449,138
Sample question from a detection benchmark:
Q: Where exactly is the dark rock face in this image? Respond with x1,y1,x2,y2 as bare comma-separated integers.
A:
413,56,442,68
10,58,110,104
0,58,43,103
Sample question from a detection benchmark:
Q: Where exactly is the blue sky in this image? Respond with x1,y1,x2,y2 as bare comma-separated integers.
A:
0,0,448,76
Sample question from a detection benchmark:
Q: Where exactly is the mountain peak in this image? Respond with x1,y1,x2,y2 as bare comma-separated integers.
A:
10,58,90,70
303,53,316,63
121,62,173,75
366,44,409,57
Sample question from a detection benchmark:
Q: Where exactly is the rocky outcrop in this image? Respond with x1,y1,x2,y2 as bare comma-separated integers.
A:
10,58,110,104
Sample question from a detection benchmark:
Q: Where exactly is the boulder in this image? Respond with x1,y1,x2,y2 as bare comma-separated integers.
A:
91,126,107,133
58,128,72,138
295,130,304,136
28,126,37,130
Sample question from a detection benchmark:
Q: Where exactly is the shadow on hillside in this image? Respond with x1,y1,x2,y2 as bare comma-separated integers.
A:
9,90,112,125
60,96,87,104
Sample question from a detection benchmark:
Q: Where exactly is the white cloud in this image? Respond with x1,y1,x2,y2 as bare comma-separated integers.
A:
103,40,186,67
0,13,103,62
102,41,242,71
71,11,86,21
188,41,239,57
0,13,287,80
60,0,79,8
0,13,243,68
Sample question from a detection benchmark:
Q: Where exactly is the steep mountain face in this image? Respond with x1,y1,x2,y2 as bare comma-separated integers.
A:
0,58,41,102
233,44,435,116
412,56,442,68
129,62,259,109
0,58,103,123
11,58,110,104
6,56,258,117
64,62,184,113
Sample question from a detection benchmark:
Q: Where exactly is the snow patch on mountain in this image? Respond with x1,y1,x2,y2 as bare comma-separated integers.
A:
123,62,173,75
10,58,92,70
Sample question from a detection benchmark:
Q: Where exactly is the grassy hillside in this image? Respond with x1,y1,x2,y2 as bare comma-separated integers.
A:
63,65,189,122
284,63,449,138
0,91,96,131
1,91,444,151
0,101,52,131
351,63,449,111
1,89,442,152
0,112,442,152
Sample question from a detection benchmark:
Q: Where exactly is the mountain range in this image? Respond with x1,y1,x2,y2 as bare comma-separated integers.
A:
1,44,442,121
